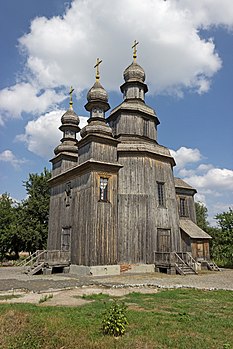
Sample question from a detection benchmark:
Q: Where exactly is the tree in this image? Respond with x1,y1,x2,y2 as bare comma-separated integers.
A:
211,208,233,267
20,168,51,253
0,193,24,260
0,193,14,260
195,201,209,231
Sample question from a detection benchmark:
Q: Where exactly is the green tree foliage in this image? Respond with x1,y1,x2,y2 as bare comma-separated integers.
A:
0,193,14,260
210,208,233,267
0,194,24,260
0,169,51,260
195,201,209,231
20,168,51,253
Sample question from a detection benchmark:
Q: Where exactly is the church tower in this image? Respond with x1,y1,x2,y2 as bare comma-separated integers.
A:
107,42,182,264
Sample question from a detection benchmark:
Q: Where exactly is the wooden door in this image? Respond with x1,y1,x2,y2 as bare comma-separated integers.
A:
196,242,204,259
157,229,171,252
61,228,71,252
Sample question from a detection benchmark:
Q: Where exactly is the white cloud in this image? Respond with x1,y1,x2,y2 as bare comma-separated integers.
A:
1,0,233,123
0,83,66,123
184,168,233,192
175,0,233,29
16,110,88,159
0,150,27,169
170,146,202,168
17,0,229,94
171,146,233,223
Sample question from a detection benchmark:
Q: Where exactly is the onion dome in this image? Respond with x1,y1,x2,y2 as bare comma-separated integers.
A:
61,109,80,127
123,61,146,83
85,58,110,113
87,81,108,103
54,87,80,155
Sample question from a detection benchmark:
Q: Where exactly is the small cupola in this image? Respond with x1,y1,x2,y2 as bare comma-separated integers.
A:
84,58,110,118
80,58,112,139
120,41,148,101
54,87,80,155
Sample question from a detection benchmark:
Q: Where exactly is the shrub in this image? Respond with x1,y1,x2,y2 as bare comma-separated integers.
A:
102,300,128,337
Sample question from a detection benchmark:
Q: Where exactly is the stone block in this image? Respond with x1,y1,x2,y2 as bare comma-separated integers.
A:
69,265,90,276
124,264,155,274
89,265,120,276
43,267,52,275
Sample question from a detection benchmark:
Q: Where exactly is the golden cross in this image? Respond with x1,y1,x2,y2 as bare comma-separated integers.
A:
94,58,102,81
132,40,139,62
69,86,74,110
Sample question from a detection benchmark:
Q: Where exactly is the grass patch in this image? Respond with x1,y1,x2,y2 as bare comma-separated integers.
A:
81,292,111,301
0,294,22,300
0,289,232,348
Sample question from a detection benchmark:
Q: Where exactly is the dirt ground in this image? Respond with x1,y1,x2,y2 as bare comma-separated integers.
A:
0,266,232,306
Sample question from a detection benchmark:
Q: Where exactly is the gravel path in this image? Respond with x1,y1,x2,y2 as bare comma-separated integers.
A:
0,267,233,294
0,267,232,306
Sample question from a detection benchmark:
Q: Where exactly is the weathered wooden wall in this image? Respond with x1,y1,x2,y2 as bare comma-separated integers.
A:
117,152,181,264
191,240,210,260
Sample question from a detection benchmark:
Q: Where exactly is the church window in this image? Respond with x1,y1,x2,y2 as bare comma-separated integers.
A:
99,177,108,201
65,182,72,206
180,198,188,216
143,119,149,137
157,182,165,207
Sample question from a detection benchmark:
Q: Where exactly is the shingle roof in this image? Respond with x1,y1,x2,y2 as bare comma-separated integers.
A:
180,219,212,239
174,177,196,190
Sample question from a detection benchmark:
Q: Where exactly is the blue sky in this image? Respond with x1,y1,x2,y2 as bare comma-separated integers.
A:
0,0,232,224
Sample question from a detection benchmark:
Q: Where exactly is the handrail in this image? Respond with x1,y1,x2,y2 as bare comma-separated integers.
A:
17,250,42,267
173,252,187,266
18,250,46,267
186,252,197,269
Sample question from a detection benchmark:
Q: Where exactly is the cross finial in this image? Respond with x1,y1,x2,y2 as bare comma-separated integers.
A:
132,40,139,62
69,86,74,110
94,58,102,81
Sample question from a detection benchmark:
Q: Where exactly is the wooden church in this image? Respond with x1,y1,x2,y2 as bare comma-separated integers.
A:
47,44,213,275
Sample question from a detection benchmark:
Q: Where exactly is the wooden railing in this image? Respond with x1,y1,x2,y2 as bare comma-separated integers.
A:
154,252,172,264
154,251,197,274
17,250,70,268
17,250,45,267
154,252,197,268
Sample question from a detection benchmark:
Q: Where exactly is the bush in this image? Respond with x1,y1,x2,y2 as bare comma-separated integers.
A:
102,300,128,337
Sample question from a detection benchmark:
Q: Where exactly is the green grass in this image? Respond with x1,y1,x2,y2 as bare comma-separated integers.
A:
0,295,22,300
0,289,232,349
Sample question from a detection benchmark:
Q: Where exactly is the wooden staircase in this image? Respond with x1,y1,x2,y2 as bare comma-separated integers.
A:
18,250,70,275
174,252,197,275
17,250,46,275
206,260,221,271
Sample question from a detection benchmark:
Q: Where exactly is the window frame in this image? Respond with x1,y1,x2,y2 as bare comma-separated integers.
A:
99,177,109,202
157,181,166,207
180,197,188,217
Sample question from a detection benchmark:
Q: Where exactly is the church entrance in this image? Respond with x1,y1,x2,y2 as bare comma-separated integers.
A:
157,229,171,252
61,227,71,252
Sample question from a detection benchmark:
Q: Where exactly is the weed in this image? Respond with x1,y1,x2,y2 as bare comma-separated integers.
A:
38,293,53,304
102,300,128,337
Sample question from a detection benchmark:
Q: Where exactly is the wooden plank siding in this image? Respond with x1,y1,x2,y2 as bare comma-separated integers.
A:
117,153,182,264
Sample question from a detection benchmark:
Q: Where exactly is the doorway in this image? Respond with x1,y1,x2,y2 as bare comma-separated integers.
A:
61,227,71,252
157,229,171,252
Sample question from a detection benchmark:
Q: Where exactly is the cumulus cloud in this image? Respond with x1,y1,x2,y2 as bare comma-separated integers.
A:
16,110,88,159
17,0,225,95
1,0,233,122
170,146,202,168
175,0,233,29
0,83,66,124
0,150,27,169
172,145,233,223
184,168,233,192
